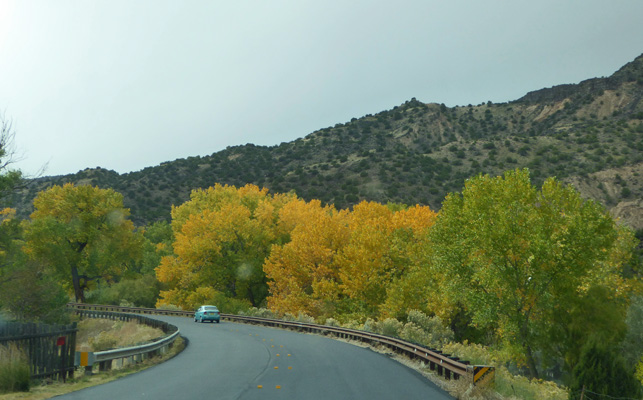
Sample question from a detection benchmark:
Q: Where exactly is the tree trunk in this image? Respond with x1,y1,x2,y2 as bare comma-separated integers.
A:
524,343,539,380
70,265,85,303
519,308,539,379
247,286,256,307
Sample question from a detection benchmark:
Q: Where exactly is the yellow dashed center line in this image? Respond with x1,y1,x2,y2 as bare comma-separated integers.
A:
256,339,292,390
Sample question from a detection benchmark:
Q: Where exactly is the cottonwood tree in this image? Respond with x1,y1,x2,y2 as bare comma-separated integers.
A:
25,184,144,302
336,202,436,318
264,198,349,318
0,208,23,284
265,199,437,320
428,168,637,379
156,184,294,310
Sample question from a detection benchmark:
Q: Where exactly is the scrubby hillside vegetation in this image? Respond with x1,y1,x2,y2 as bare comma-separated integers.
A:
7,54,643,231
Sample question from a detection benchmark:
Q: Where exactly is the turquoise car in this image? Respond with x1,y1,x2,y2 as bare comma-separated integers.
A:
194,305,220,323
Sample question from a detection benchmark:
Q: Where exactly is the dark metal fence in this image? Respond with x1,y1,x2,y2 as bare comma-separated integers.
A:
0,321,77,381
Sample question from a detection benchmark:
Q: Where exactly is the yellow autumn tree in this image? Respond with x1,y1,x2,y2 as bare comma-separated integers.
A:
336,202,437,319
336,202,393,316
265,199,437,321
156,184,295,310
264,198,350,318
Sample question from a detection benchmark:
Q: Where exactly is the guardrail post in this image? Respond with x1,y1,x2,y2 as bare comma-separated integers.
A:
99,360,112,372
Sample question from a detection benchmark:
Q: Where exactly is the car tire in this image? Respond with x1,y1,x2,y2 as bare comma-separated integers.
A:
200,317,204,323
216,320,220,323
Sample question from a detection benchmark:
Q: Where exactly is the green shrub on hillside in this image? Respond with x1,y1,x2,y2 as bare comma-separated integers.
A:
85,275,161,308
406,310,454,348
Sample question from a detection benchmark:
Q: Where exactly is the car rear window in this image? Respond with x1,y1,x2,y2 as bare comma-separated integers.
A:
204,307,219,311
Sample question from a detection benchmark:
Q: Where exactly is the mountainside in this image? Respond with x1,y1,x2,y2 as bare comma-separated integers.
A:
7,54,643,230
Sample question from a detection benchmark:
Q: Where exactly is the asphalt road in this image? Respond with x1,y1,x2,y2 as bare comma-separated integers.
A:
57,315,453,400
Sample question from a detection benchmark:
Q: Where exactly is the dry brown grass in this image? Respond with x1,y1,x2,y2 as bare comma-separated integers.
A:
75,319,165,352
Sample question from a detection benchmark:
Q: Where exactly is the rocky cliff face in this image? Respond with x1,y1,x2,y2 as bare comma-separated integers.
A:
517,54,643,104
565,162,643,230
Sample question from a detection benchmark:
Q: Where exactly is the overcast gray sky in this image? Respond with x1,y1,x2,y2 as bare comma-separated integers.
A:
1,1,642,177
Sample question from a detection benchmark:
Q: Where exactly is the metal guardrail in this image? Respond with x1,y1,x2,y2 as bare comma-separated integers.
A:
92,330,180,368
71,308,181,374
68,303,494,385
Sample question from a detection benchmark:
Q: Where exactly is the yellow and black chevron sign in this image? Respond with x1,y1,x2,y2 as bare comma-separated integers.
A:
473,366,495,386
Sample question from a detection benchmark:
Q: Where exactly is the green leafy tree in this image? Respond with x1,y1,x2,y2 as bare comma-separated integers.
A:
0,208,69,323
0,260,69,323
85,221,172,308
85,274,161,308
428,168,637,379
0,208,23,285
138,220,174,276
549,285,628,374
24,184,144,302
622,296,643,368
569,341,641,400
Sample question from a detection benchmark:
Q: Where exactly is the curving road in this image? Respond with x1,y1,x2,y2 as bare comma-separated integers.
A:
57,315,453,399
